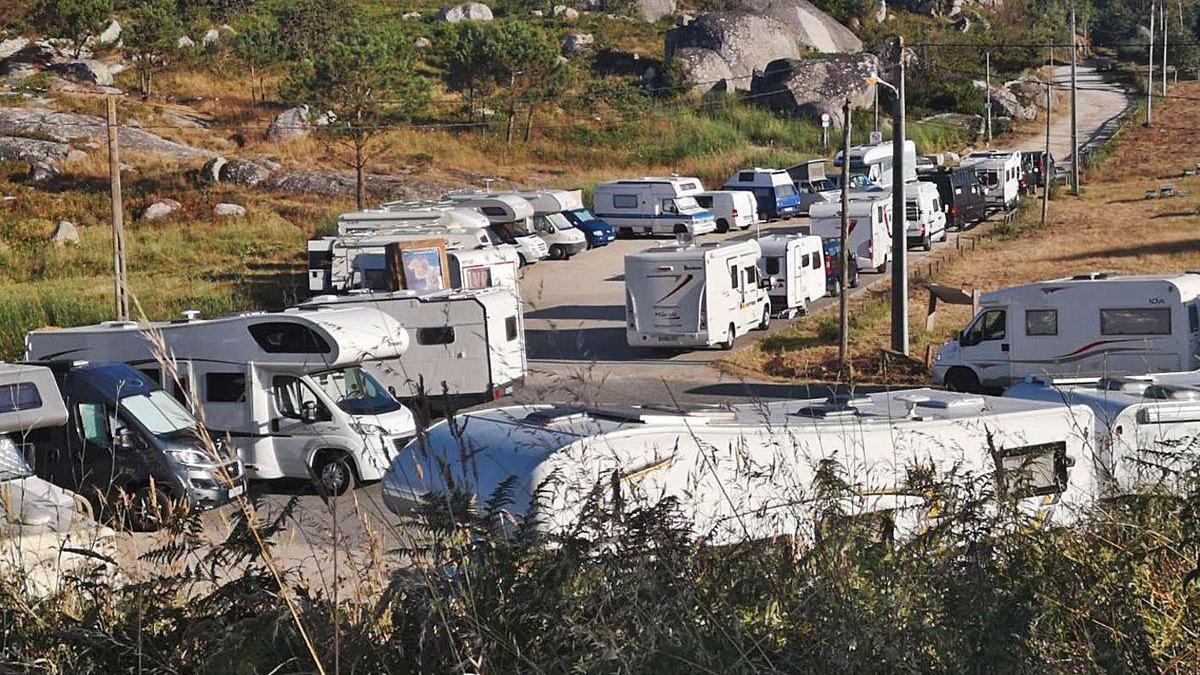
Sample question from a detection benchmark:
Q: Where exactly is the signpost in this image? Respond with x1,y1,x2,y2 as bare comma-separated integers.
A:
869,130,883,145
821,113,831,149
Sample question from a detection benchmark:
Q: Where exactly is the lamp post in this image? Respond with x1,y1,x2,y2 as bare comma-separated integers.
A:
868,38,908,356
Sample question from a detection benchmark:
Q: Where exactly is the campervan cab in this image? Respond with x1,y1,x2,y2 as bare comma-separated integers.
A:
756,234,825,318
934,273,1200,393
904,180,947,251
26,308,417,495
787,159,839,215
625,240,771,350
722,168,801,220
382,389,1098,543
295,287,526,412
593,177,717,237
441,193,550,265
513,189,613,248
808,191,893,273
834,140,918,189
961,150,1021,208
501,190,589,259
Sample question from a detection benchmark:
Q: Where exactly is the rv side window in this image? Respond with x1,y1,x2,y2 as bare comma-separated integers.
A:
1100,308,1172,336
466,267,492,289
481,207,506,217
730,265,739,289
661,199,678,214
612,194,637,209
248,322,332,354
764,257,780,276
417,326,456,345
1190,304,1199,333
1025,309,1058,336
138,367,161,386
695,196,712,208
0,382,42,414
800,253,810,268
811,254,821,270
739,171,754,182
505,316,518,341
273,376,329,420
744,265,758,287
173,378,191,406
206,373,247,403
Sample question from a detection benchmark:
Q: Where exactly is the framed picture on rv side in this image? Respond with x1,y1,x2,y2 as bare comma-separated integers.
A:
385,239,451,292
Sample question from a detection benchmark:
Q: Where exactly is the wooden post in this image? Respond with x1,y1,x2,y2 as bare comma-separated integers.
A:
106,96,128,321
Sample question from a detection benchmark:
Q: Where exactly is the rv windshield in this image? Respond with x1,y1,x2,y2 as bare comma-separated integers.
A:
848,160,876,185
310,366,402,416
675,196,701,211
544,212,573,232
120,390,198,438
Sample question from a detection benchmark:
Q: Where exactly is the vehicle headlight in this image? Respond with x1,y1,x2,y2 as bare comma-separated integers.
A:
168,448,218,468
592,230,602,235
353,423,388,439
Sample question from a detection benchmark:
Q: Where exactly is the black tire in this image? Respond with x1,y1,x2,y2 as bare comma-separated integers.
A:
673,223,688,235
944,367,983,394
939,228,948,242
720,323,736,350
549,244,566,260
849,265,860,288
618,227,634,238
126,484,177,532
758,306,771,331
716,218,730,234
829,280,841,297
517,254,528,267
922,235,932,251
313,452,355,497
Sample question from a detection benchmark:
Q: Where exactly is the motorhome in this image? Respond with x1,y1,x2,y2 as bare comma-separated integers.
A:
336,206,490,236
1020,150,1054,190
514,189,613,250
441,193,550,264
695,190,757,233
593,177,717,237
834,140,918,189
625,240,771,350
509,191,589,260
904,180,947,251
295,287,526,412
382,389,1098,543
961,150,1021,209
23,361,245,530
447,247,521,294
933,273,1200,393
919,167,986,230
756,234,826,318
722,168,802,220
1005,371,1200,495
26,308,417,496
808,190,893,274
786,159,839,215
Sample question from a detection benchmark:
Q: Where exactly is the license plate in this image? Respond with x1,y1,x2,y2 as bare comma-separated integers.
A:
658,336,675,342
228,484,245,498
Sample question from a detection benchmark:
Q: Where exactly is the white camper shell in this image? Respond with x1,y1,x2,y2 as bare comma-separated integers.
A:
904,180,947,250
25,308,417,495
625,240,771,350
336,206,490,236
441,193,551,264
934,273,1200,392
756,233,825,318
695,190,758,233
382,389,1098,544
295,287,526,411
593,177,717,237
834,140,918,189
809,191,893,273
961,150,1021,208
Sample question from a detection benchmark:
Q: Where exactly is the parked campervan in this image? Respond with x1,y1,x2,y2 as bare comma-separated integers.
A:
593,177,717,237
26,308,417,495
337,206,489,236
722,168,801,220
295,287,526,412
756,234,825,317
382,389,1098,542
1005,370,1200,495
501,190,589,259
442,193,551,264
808,190,893,273
625,240,770,350
695,190,757,233
961,150,1021,208
834,140,918,189
904,180,947,251
919,167,986,229
512,189,614,249
933,273,1200,393
786,159,839,215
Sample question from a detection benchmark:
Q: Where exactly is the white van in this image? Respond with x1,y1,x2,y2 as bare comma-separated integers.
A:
756,234,825,318
593,177,717,237
721,168,802,220
26,308,417,495
441,193,549,265
625,240,771,350
834,140,918,189
695,190,758,233
961,150,1021,208
382,389,1098,542
904,180,947,251
934,273,1200,392
808,191,893,273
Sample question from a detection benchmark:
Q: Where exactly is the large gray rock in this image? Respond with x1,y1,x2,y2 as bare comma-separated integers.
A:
665,12,801,92
738,0,862,52
1007,77,1049,112
220,158,272,188
200,156,227,183
552,5,580,19
262,170,454,200
202,29,221,48
27,161,58,184
1,41,62,68
97,20,121,45
750,54,880,126
141,199,181,221
0,108,213,160
920,112,985,139
49,59,112,86
562,33,594,56
973,79,1034,120
177,36,195,49
0,136,70,165
267,105,310,142
633,0,676,22
436,3,494,22
213,202,246,217
0,37,30,60
671,47,735,92
51,220,79,246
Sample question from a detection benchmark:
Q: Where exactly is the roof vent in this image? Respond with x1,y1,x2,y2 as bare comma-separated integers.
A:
1144,384,1200,401
794,402,860,419
1070,272,1113,281
180,310,201,321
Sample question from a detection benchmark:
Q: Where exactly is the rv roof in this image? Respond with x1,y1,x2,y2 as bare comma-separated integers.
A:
981,273,1200,303
628,239,760,260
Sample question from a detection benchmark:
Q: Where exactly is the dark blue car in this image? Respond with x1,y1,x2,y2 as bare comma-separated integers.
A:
561,207,615,248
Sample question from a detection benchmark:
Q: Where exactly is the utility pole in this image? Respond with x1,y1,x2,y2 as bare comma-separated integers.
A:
1070,9,1080,195
1147,1,1155,126
891,35,908,356
1162,0,1168,96
839,99,851,372
873,86,879,133
985,51,992,146
106,96,128,321
1042,55,1051,226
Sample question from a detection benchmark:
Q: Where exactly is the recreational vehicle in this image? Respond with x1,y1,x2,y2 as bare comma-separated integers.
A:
933,273,1200,393
295,287,526,412
513,189,613,249
834,140,918,189
808,191,893,273
593,177,717,237
441,193,550,264
625,240,771,350
904,180,947,251
721,168,802,220
919,167,986,229
26,308,417,496
447,247,521,294
961,150,1021,208
336,206,490,236
695,190,758,233
757,234,826,317
381,389,1098,543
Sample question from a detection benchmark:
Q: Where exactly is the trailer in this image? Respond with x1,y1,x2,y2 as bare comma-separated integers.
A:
961,150,1021,209
756,233,825,318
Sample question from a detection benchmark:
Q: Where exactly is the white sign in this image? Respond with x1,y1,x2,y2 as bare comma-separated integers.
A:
869,130,883,144
821,113,831,128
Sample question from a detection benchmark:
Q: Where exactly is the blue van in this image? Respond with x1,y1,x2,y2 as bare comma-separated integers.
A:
561,206,616,248
722,168,801,220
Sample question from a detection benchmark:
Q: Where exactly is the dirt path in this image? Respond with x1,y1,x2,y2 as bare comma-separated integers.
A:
1011,62,1132,162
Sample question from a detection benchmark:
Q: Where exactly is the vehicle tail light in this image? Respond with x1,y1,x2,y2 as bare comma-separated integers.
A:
950,204,958,217
732,208,738,217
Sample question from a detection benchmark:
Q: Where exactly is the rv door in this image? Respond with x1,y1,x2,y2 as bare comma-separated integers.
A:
958,307,1012,386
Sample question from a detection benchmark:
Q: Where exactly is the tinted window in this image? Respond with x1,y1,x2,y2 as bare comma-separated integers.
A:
417,326,456,345
612,194,637,209
506,316,518,341
273,376,328,420
1100,308,1172,335
1191,305,1200,333
739,172,754,182
138,367,161,385
963,309,1006,345
248,322,332,354
812,253,821,270
680,181,700,191
764,257,780,275
1026,309,1058,336
481,206,507,217
695,195,712,208
206,372,246,403
730,265,739,289
800,253,810,267
0,382,42,414
173,377,191,405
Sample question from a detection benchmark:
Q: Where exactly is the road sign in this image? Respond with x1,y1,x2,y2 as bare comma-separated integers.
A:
821,113,831,128
870,130,883,144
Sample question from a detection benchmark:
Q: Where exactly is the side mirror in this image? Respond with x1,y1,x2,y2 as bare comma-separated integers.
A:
112,427,135,451
300,401,320,424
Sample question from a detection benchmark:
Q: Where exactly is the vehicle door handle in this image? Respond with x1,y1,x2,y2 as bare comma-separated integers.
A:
1001,343,1010,352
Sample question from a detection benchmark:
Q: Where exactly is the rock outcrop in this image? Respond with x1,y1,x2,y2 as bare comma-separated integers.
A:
213,203,246,217
633,0,676,22
750,54,880,126
267,105,311,143
141,199,181,221
51,221,79,245
739,0,862,52
0,108,213,160
562,33,594,56
49,59,112,86
221,158,273,188
436,3,494,22
0,136,70,165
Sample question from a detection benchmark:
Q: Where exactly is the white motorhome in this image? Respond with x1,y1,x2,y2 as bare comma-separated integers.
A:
382,389,1098,543
625,240,771,350
834,140,918,189
26,308,417,495
337,206,490,236
504,190,589,259
441,193,550,264
934,273,1200,393
809,190,893,273
695,190,758,233
1005,371,1200,495
961,150,1021,208
294,287,526,412
593,177,718,237
904,180,947,251
756,233,825,318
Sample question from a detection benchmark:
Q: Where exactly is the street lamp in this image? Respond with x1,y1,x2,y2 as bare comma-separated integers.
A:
866,72,897,95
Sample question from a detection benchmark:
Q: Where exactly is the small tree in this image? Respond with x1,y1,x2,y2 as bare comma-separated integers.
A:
274,0,355,60
32,0,112,58
123,0,183,98
443,21,498,121
286,26,428,209
230,11,284,103
486,21,563,144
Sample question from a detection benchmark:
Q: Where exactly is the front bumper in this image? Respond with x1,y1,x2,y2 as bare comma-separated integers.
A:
181,459,247,509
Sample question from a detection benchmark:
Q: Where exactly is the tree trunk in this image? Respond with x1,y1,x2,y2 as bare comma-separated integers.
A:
249,64,258,105
524,102,535,142
505,73,516,144
354,136,366,211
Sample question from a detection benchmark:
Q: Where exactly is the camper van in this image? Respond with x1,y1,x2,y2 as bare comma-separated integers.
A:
506,190,589,259
514,189,615,249
625,240,771,350
920,167,986,230
933,273,1200,393
26,308,417,496
787,159,839,215
695,190,758,233
756,234,826,317
442,193,551,264
593,177,717,237
295,287,526,412
382,389,1098,543
1005,371,1200,495
834,140,918,189
337,206,490,236
722,168,801,220
904,180,947,251
961,150,1021,209
808,191,893,274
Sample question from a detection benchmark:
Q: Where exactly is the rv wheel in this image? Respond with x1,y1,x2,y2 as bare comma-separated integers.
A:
922,235,932,251
758,306,771,330
716,218,730,234
720,323,737,350
849,265,860,288
673,224,688,235
618,227,634,238
944,367,982,394
549,244,566,260
313,452,354,496
518,254,529,267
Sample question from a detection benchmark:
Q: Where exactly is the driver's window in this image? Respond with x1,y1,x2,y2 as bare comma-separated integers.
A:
965,309,1007,345
77,402,109,446
661,199,677,214
273,376,326,420
532,216,549,233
